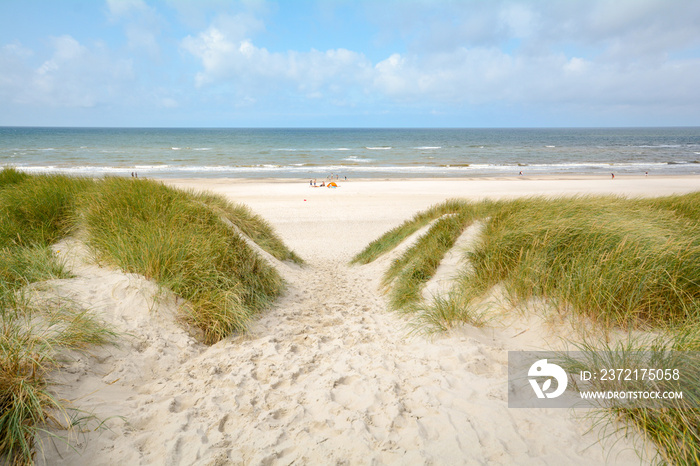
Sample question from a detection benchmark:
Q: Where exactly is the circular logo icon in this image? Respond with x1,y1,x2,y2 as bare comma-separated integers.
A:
528,359,568,399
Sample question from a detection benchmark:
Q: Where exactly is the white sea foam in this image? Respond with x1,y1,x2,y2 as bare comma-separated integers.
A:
343,156,372,163
415,146,441,150
11,160,680,176
274,148,350,152
366,147,391,150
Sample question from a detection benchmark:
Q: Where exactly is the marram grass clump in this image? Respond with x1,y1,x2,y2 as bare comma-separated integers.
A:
467,195,700,328
355,194,700,330
79,177,290,344
0,171,113,465
355,193,700,465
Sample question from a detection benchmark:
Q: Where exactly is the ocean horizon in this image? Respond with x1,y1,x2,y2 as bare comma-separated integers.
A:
2,126,700,179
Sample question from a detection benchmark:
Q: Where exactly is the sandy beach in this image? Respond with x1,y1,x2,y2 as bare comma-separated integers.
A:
37,175,699,465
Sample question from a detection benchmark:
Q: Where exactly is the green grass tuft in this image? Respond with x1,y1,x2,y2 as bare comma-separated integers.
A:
0,174,94,249
382,212,474,311
0,299,116,465
0,168,29,188
0,170,114,465
191,191,304,264
363,195,700,329
351,199,472,265
78,177,287,344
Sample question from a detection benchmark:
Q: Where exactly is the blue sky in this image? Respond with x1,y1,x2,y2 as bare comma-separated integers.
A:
1,0,700,127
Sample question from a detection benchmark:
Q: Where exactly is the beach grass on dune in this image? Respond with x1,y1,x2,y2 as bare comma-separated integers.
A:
79,177,287,343
0,169,298,463
355,194,700,329
0,167,29,188
0,171,114,465
350,199,472,265
0,172,94,249
381,211,475,311
466,195,700,327
192,191,304,264
355,193,700,464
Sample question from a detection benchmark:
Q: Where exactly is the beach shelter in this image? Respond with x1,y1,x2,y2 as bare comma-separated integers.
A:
327,182,338,188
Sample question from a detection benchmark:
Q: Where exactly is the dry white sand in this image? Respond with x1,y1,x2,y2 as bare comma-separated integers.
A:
36,176,699,465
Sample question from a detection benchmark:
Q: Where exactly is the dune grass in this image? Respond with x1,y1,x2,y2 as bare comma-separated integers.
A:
0,167,29,187
355,194,700,329
79,177,289,343
355,192,700,464
467,195,700,328
0,171,114,465
0,172,93,249
0,169,299,463
0,296,116,465
351,199,472,265
381,211,475,311
192,191,303,264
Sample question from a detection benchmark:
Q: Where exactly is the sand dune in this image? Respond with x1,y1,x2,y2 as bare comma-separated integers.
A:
37,176,699,465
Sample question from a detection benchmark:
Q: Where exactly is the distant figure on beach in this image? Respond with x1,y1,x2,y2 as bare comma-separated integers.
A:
645,171,648,176
309,179,313,186
519,171,523,176
320,181,325,187
611,173,614,179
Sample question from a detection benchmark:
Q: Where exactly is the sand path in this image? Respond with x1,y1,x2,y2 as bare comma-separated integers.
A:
41,242,644,465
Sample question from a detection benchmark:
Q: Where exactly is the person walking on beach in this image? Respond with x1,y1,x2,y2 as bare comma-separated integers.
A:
611,173,615,179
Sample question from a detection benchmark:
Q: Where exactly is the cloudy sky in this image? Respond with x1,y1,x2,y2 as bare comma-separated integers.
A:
1,0,700,127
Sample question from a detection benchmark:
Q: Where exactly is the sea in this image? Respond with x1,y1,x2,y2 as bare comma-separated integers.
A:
1,127,699,179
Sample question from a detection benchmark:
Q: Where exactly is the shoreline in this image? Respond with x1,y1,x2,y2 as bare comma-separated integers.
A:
159,173,700,183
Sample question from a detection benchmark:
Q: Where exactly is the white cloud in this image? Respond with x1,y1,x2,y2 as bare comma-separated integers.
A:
498,3,538,38
107,0,163,57
107,0,149,18
182,24,372,102
0,35,134,109
180,0,700,116
2,41,34,59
